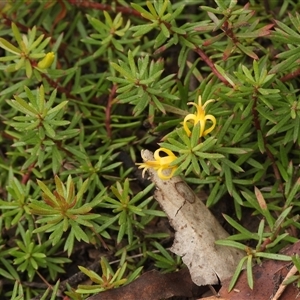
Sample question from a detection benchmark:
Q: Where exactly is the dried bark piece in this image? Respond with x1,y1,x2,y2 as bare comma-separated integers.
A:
141,150,244,286
86,268,204,300
201,297,227,300
217,241,300,300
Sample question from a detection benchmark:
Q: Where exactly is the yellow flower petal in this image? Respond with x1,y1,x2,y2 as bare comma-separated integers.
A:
157,166,177,180
183,96,216,138
136,148,178,180
183,114,197,137
202,99,215,108
157,168,171,180
203,114,217,136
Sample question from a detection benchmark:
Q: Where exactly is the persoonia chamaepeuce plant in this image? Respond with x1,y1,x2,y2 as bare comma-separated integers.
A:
1,0,300,298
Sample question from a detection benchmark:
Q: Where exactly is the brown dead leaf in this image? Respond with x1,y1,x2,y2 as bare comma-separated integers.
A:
215,240,300,300
86,268,204,300
201,297,226,300
141,150,244,286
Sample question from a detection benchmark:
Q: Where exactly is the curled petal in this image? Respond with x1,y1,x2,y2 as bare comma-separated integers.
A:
157,166,177,180
137,148,178,180
187,102,199,109
155,148,176,159
136,163,150,178
202,99,215,109
203,114,216,136
183,114,197,136
183,96,216,138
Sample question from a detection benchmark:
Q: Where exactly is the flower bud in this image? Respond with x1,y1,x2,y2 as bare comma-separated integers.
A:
37,52,55,69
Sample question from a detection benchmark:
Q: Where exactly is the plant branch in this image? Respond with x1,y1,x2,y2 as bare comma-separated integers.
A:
280,68,300,82
105,84,117,139
251,95,284,193
194,47,230,85
67,0,142,17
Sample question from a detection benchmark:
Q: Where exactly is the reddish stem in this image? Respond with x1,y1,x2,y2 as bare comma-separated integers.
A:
21,162,35,184
194,47,230,85
67,0,142,17
105,84,117,139
280,67,300,82
259,237,271,252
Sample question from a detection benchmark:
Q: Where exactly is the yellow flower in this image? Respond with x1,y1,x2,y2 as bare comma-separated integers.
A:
137,148,177,180
183,95,216,138
37,52,55,69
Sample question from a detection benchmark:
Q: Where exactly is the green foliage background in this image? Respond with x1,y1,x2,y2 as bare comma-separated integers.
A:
1,0,300,298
